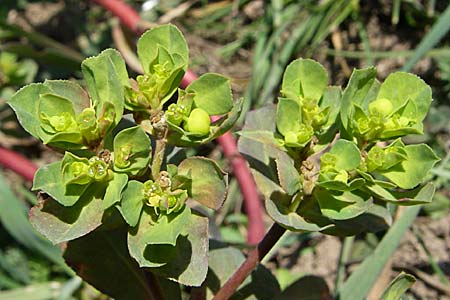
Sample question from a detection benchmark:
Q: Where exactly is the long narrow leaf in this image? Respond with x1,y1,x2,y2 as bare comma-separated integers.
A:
402,3,450,72
336,206,421,300
0,173,70,273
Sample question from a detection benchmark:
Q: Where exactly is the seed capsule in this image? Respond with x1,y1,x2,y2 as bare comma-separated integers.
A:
184,108,211,136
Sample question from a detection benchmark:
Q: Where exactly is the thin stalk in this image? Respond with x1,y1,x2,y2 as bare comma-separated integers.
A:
213,223,286,300
152,138,167,180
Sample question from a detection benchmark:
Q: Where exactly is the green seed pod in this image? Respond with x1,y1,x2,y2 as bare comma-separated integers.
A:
184,108,211,136
369,98,394,117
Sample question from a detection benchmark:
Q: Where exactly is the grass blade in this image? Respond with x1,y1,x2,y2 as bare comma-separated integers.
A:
402,3,450,72
336,206,421,300
0,173,70,273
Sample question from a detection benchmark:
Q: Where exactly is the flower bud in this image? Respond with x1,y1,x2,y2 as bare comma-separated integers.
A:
43,112,78,133
320,152,337,172
184,108,211,136
166,103,187,126
284,131,298,146
115,144,132,169
77,108,100,144
334,170,348,183
297,124,314,144
88,156,109,181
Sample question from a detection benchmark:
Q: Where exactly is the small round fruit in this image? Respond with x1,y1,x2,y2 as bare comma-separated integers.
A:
369,98,394,117
185,108,211,136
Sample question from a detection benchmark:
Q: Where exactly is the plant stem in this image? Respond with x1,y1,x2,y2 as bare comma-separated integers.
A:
213,223,286,300
152,138,166,180
92,0,144,33
0,146,37,181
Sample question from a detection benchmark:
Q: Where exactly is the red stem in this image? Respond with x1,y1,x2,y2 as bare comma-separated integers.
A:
213,223,286,300
93,0,142,33
91,0,265,244
0,146,37,182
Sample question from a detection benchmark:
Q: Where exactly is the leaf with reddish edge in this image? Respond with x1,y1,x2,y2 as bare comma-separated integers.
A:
64,228,168,300
30,184,105,244
177,157,227,210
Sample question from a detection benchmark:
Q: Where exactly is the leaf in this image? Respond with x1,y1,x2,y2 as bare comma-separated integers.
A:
30,184,105,244
137,24,188,73
8,83,51,139
0,173,67,269
328,139,361,170
381,272,416,300
275,151,301,196
128,206,192,267
380,144,440,189
177,157,227,210
113,126,151,175
320,86,342,128
81,49,128,125
281,58,327,101
277,275,331,300
237,130,282,150
120,180,145,227
314,188,373,220
317,178,365,192
186,73,233,115
63,228,156,300
43,80,90,114
252,171,326,232
32,162,80,206
377,72,432,125
276,98,301,136
366,182,435,205
103,172,128,209
206,244,280,299
151,213,209,287
38,93,81,144
340,67,377,131
337,206,421,300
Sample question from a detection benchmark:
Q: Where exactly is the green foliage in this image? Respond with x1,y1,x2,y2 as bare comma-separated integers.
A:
238,57,439,236
8,24,239,295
